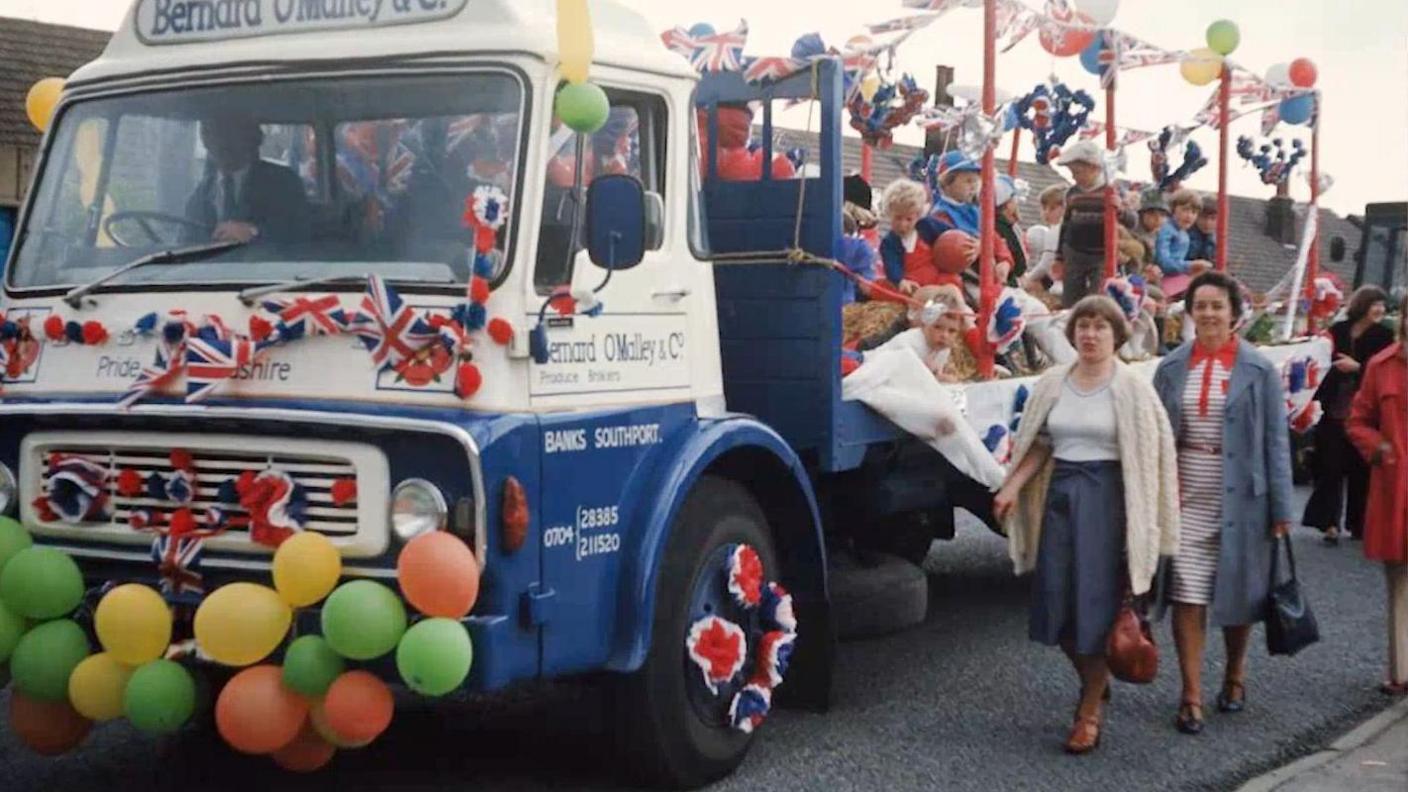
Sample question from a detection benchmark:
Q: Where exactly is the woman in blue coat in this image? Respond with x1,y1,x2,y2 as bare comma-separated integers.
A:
1152,271,1295,736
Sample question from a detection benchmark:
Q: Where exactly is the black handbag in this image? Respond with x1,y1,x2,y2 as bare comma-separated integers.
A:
1266,536,1320,656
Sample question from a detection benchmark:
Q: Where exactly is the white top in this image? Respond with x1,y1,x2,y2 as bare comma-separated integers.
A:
1025,223,1061,279
1046,377,1119,461
876,328,951,376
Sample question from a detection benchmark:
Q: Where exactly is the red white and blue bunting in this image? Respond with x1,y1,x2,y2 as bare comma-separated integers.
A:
34,454,109,524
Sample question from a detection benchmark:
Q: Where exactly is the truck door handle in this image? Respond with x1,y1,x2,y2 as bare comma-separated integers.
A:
652,287,691,300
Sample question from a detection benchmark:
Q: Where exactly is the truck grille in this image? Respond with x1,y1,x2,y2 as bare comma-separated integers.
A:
20,431,390,559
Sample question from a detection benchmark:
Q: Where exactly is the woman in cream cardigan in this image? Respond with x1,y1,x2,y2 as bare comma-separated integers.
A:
995,295,1181,754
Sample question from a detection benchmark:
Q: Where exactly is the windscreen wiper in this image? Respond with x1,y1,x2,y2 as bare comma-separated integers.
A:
63,239,246,308
236,273,373,306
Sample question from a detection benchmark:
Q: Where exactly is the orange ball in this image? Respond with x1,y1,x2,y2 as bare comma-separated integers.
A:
9,691,92,756
272,724,337,773
215,665,310,754
397,532,480,618
932,230,976,275
322,670,394,746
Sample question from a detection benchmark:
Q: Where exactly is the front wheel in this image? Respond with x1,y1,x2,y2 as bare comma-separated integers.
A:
614,477,781,788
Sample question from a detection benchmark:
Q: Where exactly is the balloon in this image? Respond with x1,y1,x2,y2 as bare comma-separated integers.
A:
687,23,716,38
323,671,394,745
1079,36,1106,77
272,724,337,772
396,618,473,697
309,698,373,749
0,600,25,663
1289,58,1318,88
397,532,480,619
9,691,91,755
0,546,85,620
1076,0,1119,26
1039,12,1095,57
0,515,32,572
282,635,345,697
123,659,195,735
24,77,64,133
556,82,610,135
1266,62,1292,88
67,652,134,722
1205,20,1240,56
556,0,594,85
95,584,172,665
933,230,977,275
194,583,291,667
1279,94,1315,126
321,580,406,660
860,74,881,103
272,532,342,607
1180,48,1224,87
10,619,89,702
215,665,309,754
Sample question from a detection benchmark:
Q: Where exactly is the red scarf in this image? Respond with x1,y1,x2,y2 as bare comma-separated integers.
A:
1188,338,1238,417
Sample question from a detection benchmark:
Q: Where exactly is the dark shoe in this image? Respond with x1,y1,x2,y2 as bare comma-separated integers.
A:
1216,681,1246,713
1065,714,1102,754
1321,528,1340,546
1380,681,1408,697
1175,702,1204,735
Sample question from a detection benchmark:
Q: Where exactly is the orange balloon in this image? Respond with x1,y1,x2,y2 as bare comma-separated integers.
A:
215,665,310,754
271,723,337,772
397,532,480,619
323,670,394,746
9,691,92,756
309,698,372,749
933,230,976,275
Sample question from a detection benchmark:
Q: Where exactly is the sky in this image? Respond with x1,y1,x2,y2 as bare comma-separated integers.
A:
2,0,1404,217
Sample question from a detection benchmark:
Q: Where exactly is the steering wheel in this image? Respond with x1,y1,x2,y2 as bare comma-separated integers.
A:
102,211,213,248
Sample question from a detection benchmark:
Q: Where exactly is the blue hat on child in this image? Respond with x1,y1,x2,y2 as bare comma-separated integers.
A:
937,151,980,179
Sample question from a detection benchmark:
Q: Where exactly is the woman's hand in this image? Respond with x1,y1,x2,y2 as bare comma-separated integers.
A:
1332,354,1361,374
1272,521,1290,538
993,487,1018,522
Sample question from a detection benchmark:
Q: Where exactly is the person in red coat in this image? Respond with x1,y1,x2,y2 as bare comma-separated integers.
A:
1346,294,1408,695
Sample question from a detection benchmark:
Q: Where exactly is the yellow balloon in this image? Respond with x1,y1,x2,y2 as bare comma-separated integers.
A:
68,652,134,722
1180,48,1225,87
556,0,594,85
25,77,65,133
95,584,173,666
194,583,292,667
861,74,882,103
272,532,343,608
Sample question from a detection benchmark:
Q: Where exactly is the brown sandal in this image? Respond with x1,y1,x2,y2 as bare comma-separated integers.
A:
1065,714,1102,754
1216,680,1246,713
1175,701,1204,735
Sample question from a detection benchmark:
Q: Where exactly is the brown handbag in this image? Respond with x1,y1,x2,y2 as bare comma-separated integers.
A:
1106,595,1158,684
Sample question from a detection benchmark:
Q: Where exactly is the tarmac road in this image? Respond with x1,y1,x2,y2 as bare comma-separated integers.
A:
1,488,1400,791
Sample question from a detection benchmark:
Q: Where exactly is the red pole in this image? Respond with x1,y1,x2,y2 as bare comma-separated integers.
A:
1216,64,1231,272
1103,80,1117,280
1007,128,1021,177
977,0,997,379
860,142,878,245
1303,91,1321,305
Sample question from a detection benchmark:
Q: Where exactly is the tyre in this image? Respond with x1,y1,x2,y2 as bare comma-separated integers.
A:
615,476,778,789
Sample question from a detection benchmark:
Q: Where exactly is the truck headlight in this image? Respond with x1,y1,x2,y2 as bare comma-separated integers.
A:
0,462,15,516
391,479,447,541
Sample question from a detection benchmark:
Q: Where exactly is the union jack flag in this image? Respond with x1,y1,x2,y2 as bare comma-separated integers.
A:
902,0,969,10
868,13,941,34
1261,104,1281,136
185,323,260,403
151,533,205,595
1115,33,1182,70
660,27,697,58
689,21,749,73
999,5,1041,52
1096,32,1121,90
743,56,804,84
351,275,439,371
119,313,195,409
261,294,349,338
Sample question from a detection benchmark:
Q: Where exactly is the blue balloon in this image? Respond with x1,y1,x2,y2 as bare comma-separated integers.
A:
791,33,827,62
1278,94,1315,126
1079,37,1105,77
688,23,716,38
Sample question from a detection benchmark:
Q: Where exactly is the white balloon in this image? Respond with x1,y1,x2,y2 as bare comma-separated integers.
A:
1076,0,1120,26
1266,62,1292,88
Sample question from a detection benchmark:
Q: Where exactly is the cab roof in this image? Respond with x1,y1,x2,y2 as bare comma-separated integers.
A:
70,0,695,87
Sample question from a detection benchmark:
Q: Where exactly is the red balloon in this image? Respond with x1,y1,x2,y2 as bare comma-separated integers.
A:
398,531,480,619
272,724,337,773
216,665,310,755
1038,11,1096,57
323,670,394,746
933,230,977,275
1289,58,1317,88
716,147,759,182
9,692,92,756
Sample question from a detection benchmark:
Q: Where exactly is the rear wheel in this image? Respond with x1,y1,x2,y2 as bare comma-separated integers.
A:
615,477,778,788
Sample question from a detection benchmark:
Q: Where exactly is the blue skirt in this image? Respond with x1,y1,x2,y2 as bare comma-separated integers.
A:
1028,459,1127,655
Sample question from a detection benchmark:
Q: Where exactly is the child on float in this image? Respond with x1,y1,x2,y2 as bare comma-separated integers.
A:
1053,141,1134,307
929,151,982,236
879,178,960,295
1022,184,1067,304
1153,188,1213,298
869,284,975,384
837,202,879,306
994,174,1029,285
1133,188,1170,266
1186,194,1219,262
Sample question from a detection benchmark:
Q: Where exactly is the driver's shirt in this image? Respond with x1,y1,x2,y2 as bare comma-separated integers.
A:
211,166,251,223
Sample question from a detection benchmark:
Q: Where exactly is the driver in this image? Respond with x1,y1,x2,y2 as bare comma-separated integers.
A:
184,114,311,245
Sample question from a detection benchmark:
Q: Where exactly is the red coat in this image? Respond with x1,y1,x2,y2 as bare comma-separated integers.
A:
1346,343,1408,564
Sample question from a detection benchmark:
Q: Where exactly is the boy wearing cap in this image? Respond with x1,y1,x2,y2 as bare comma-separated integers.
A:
1134,188,1170,266
1186,195,1218,263
929,151,982,236
994,174,1028,284
1053,140,1134,307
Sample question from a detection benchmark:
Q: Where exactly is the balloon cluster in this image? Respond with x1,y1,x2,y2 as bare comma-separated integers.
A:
1149,127,1208,191
1180,20,1238,87
555,0,609,135
1236,136,1307,186
1265,59,1319,127
847,74,929,149
1012,83,1095,165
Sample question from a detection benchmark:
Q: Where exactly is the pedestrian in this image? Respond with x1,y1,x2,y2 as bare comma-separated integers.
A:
1052,141,1134,307
1303,286,1394,545
994,295,1180,754
1152,271,1295,735
1345,294,1408,696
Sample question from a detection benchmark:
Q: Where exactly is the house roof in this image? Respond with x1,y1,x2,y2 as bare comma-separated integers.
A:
0,18,110,147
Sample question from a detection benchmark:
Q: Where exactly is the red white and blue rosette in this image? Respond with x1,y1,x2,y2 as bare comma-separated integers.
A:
1103,275,1147,324
759,581,797,634
982,424,1014,465
754,630,797,688
728,682,772,734
727,543,764,609
686,615,748,695
37,454,109,523
986,288,1026,354
1289,399,1323,434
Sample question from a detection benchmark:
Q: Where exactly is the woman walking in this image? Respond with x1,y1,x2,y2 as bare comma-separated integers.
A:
1152,271,1295,735
1346,295,1408,695
1303,286,1393,544
994,295,1180,754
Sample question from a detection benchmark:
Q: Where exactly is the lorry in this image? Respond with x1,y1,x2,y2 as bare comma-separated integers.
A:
0,1,993,786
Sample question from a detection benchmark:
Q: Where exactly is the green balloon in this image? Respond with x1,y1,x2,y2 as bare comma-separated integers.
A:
10,619,89,702
0,516,32,573
556,82,610,134
282,635,345,697
0,546,85,620
396,618,472,697
0,600,26,664
321,581,407,661
124,659,196,735
1206,20,1240,56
